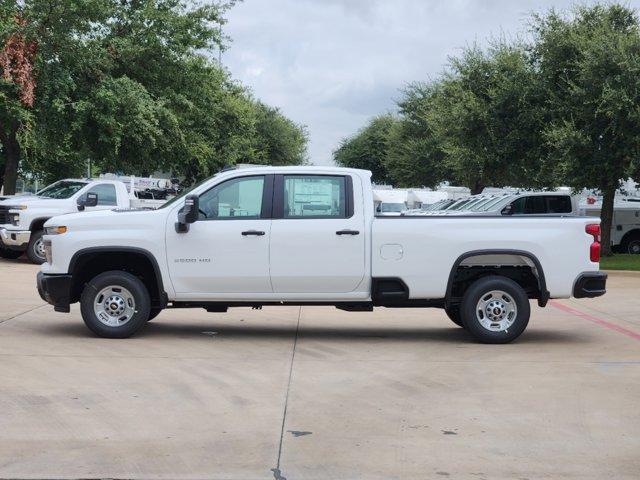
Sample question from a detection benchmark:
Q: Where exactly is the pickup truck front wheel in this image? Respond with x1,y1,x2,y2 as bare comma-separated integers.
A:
460,276,530,344
27,230,46,264
80,271,151,338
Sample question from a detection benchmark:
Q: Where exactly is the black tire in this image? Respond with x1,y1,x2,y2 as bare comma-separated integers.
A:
0,246,23,259
622,232,640,254
80,271,151,338
460,276,530,344
26,230,46,264
444,305,464,327
147,308,162,322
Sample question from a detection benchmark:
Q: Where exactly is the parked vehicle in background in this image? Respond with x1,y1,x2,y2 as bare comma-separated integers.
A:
373,189,408,215
38,166,606,344
580,199,640,254
0,178,168,264
407,191,577,217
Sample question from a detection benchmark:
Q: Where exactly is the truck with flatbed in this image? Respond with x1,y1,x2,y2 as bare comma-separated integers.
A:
37,166,607,343
0,178,167,263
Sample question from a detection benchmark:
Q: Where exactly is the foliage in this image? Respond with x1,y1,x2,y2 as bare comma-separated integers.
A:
532,4,640,254
0,0,307,193
333,114,397,184
385,84,447,188
335,42,549,193
336,3,640,252
429,43,550,193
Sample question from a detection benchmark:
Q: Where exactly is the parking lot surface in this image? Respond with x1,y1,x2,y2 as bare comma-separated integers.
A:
1,258,639,479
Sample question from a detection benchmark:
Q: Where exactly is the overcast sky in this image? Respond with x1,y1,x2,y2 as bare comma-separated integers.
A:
223,0,637,165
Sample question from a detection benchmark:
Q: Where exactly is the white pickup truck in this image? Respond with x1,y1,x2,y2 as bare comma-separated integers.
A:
0,178,164,263
37,166,607,343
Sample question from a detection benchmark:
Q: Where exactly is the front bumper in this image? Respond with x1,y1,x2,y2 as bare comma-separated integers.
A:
0,227,30,248
37,271,73,312
573,271,607,299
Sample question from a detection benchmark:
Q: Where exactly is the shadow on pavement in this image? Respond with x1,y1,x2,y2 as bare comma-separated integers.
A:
39,319,591,345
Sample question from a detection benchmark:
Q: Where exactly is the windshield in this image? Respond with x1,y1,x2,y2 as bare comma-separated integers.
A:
479,196,513,212
380,202,406,213
446,198,474,211
423,200,447,211
469,197,503,211
37,181,87,199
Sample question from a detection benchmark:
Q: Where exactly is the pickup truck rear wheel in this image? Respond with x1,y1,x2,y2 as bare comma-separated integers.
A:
80,271,151,338
460,276,530,344
444,305,464,327
26,230,46,264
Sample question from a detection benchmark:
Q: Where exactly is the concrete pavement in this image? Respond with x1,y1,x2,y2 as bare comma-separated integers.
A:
0,258,638,479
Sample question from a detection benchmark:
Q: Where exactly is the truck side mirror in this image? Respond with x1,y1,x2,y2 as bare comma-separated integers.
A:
77,192,98,211
176,195,199,233
501,204,513,216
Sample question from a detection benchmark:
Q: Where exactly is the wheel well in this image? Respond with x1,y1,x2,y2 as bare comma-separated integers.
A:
29,218,50,232
620,229,640,246
69,250,165,308
447,252,546,307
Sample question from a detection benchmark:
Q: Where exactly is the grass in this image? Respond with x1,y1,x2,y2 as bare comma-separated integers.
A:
600,254,640,271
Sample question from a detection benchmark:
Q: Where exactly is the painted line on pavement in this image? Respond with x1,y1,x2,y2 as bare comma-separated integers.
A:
550,300,640,342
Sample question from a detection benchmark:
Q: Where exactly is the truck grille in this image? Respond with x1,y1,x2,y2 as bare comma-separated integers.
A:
0,206,9,225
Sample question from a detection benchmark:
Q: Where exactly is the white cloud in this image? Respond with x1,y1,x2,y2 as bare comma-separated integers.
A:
223,0,640,165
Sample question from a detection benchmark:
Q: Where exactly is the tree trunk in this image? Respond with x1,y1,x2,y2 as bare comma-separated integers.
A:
1,129,21,196
600,184,616,257
470,180,485,195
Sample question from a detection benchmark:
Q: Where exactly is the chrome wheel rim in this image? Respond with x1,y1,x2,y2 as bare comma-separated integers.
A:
93,285,136,327
475,290,517,332
34,238,46,260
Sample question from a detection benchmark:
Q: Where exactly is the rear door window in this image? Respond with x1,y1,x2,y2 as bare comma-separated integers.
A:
524,196,546,214
283,175,346,218
546,196,572,213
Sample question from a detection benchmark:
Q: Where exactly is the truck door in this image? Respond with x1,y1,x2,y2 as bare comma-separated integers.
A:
269,174,366,293
165,174,273,295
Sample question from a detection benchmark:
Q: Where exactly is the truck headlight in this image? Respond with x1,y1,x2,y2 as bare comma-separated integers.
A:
44,239,52,264
9,212,19,226
44,226,67,235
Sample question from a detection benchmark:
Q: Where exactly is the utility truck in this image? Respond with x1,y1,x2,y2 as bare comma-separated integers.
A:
1,177,168,263
37,166,606,343
580,199,640,254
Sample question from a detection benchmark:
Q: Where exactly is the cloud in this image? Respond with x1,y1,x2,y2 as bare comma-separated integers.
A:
223,0,626,165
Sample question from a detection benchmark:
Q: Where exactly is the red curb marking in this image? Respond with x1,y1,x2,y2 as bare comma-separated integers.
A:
550,300,640,342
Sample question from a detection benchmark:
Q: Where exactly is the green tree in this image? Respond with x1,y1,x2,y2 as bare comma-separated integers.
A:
333,113,397,184
385,84,447,188
1,0,307,192
251,101,308,167
429,42,548,194
532,4,640,255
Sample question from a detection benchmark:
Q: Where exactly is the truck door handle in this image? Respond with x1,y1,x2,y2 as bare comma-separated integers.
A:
336,229,360,236
241,230,265,236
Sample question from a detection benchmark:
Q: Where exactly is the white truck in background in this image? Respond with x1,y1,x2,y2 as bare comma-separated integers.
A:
580,199,640,254
0,178,168,264
37,166,606,344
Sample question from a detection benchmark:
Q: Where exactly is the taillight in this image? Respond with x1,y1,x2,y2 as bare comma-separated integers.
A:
586,224,601,262
586,224,601,241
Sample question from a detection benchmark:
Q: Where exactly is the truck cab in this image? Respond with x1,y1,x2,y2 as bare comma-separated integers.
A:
0,179,130,263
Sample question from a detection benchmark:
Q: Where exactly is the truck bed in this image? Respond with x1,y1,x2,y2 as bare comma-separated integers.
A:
372,215,599,299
